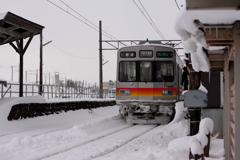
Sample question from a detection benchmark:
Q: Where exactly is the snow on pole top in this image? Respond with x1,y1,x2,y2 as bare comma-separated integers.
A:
196,133,208,147
199,117,214,134
189,137,204,155
189,136,199,147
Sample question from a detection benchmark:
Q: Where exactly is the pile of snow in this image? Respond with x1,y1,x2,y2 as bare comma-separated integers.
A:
174,8,240,72
0,96,224,160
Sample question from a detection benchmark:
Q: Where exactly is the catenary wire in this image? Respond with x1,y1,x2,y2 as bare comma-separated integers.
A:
175,0,180,10
59,0,118,41
43,37,98,59
138,0,166,40
132,0,165,40
47,0,118,41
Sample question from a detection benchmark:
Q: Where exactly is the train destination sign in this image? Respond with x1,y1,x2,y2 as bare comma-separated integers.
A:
139,50,153,58
120,52,136,58
156,52,173,58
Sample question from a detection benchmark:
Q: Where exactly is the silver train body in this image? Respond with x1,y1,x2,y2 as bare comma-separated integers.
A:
116,43,184,124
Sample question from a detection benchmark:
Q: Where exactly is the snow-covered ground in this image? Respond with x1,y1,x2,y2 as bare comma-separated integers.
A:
0,96,223,160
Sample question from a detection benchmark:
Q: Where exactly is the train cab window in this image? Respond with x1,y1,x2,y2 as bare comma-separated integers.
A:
140,61,152,82
119,61,136,82
155,61,174,82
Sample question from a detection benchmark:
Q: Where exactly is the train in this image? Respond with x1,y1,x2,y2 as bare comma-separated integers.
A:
116,40,184,125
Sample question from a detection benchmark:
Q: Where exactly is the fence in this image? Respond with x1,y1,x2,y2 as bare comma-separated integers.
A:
0,82,102,99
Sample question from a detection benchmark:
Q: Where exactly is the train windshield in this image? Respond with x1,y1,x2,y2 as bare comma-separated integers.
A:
140,61,152,82
155,61,174,82
119,61,136,82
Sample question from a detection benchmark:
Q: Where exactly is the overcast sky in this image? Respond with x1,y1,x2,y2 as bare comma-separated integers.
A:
0,0,185,84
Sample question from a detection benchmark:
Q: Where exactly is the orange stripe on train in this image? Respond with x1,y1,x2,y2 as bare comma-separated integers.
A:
116,88,177,97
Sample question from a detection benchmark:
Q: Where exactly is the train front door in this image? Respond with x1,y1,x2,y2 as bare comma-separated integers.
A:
138,61,153,101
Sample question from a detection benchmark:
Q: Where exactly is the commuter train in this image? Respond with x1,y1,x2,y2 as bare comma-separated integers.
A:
116,41,184,124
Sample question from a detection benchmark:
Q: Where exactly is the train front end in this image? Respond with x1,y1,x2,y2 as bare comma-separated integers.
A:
116,44,182,125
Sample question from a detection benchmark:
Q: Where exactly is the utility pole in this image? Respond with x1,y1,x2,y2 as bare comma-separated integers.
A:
36,69,38,84
39,37,52,95
11,66,13,81
39,32,43,95
187,53,202,136
99,20,103,98
26,71,27,82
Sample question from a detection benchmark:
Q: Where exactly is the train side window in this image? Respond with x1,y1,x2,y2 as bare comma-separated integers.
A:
155,61,174,82
119,61,136,82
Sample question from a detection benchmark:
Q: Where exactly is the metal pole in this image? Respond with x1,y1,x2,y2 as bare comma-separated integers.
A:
19,39,24,97
39,32,43,95
36,69,38,83
11,66,13,81
99,20,103,98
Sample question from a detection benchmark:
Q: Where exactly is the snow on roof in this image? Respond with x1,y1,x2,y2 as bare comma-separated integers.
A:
0,12,7,20
174,8,240,72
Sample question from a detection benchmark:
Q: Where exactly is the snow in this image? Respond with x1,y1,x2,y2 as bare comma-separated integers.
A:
0,96,224,159
199,83,208,93
174,7,240,72
200,117,214,134
0,12,7,20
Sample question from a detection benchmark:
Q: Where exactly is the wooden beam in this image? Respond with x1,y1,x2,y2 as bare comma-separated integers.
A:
228,45,235,61
209,54,225,61
9,41,19,53
210,61,224,68
0,26,22,38
6,25,19,32
2,36,13,44
205,26,234,41
0,33,7,38
15,39,23,55
23,34,34,54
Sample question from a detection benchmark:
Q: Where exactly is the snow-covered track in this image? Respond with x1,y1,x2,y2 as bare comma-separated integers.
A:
43,125,157,160
0,114,121,144
0,115,130,160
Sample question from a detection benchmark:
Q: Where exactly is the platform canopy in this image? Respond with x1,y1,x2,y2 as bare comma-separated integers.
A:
0,12,44,45
0,12,44,97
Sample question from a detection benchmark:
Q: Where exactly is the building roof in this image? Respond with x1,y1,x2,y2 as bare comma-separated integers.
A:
0,12,44,45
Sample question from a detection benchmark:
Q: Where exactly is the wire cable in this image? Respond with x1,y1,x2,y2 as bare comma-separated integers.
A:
43,37,98,59
47,0,119,41
132,0,166,40
138,0,166,40
175,0,180,10
59,0,118,41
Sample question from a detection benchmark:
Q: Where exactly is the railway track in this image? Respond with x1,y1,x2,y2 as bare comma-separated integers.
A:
42,125,158,160
0,115,158,160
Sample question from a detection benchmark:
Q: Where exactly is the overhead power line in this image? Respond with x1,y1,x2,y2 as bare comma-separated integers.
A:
59,0,118,41
137,0,166,40
43,37,98,59
132,0,166,40
47,0,118,41
175,0,180,10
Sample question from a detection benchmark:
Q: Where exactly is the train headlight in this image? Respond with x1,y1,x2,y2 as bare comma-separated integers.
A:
162,90,173,95
119,89,131,95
